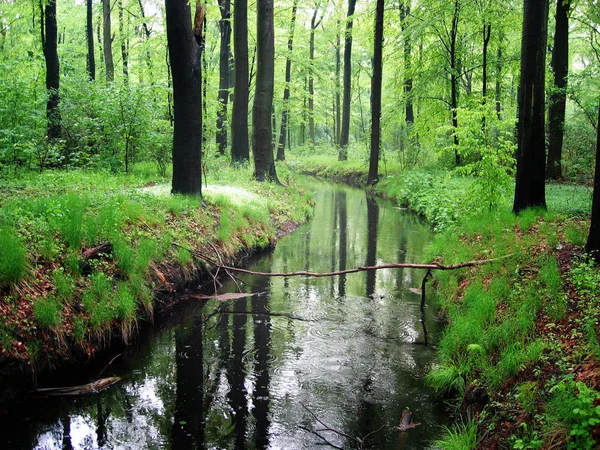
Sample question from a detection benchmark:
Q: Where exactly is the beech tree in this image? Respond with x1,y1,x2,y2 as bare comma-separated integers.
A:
41,0,61,140
546,0,571,180
513,0,549,213
216,0,232,156
165,0,204,195
276,0,298,161
367,0,384,185
339,0,357,161
252,0,278,182
102,0,114,82
586,99,600,260
86,0,95,81
231,0,250,163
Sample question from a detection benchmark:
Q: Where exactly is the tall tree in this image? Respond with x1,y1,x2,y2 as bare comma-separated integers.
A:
308,3,325,146
339,0,357,161
86,0,95,81
367,0,384,185
119,0,128,82
513,0,549,213
400,1,413,124
231,0,249,163
586,99,600,260
102,0,114,82
450,0,460,165
546,0,571,180
252,0,278,182
276,0,298,161
41,0,61,139
216,0,232,156
165,0,204,196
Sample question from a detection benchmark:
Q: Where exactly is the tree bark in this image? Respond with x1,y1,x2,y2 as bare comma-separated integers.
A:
586,99,600,260
41,0,61,140
482,22,491,131
119,0,128,82
339,0,357,161
102,0,114,82
546,0,570,180
335,19,341,145
231,0,249,163
450,0,460,165
276,1,298,161
368,0,384,185
252,0,278,182
400,2,413,124
308,6,323,147
216,0,232,156
513,0,548,213
495,33,504,120
166,0,204,196
86,0,95,81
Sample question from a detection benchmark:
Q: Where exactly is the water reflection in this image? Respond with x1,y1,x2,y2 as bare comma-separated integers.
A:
2,181,449,449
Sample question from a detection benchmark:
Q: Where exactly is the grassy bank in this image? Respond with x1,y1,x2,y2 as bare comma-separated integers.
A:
0,162,313,370
289,155,599,449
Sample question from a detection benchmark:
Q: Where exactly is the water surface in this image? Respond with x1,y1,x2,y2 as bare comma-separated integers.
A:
2,181,449,449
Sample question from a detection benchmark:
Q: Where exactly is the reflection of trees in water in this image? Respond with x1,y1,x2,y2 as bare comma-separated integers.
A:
337,190,347,298
365,196,379,299
251,276,273,449
172,316,206,449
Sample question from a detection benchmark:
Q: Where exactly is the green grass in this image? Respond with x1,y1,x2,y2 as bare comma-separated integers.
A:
33,295,63,329
434,419,479,450
0,226,28,288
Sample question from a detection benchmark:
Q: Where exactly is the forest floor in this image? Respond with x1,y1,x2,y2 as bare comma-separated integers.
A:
289,154,600,450
0,162,314,399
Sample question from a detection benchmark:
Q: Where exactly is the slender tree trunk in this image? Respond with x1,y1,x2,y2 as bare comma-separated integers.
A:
368,0,384,185
450,0,460,165
546,0,570,180
482,22,491,131
166,0,204,196
277,1,298,161
495,33,504,120
137,0,153,83
339,0,357,161
586,98,600,260
513,0,548,213
216,0,232,156
102,0,114,82
231,0,249,162
86,0,95,80
308,6,322,147
252,0,278,182
41,0,61,140
335,19,341,145
119,0,128,82
400,2,413,124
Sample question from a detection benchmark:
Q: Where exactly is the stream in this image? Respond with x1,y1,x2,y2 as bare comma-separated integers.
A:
1,181,450,449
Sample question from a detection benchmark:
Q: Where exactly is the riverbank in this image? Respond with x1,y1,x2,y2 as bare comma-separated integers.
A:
288,155,600,449
0,163,314,396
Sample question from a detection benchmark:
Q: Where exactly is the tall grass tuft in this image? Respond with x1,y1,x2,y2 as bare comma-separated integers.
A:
0,227,28,288
33,295,63,329
434,419,479,450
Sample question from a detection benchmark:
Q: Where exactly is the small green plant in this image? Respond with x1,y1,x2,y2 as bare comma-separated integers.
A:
568,256,600,299
33,295,62,329
217,211,232,242
434,419,479,450
53,269,75,302
0,226,28,288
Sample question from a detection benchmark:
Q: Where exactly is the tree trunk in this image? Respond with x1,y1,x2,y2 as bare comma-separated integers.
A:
339,0,357,161
166,0,204,196
308,6,322,147
400,2,413,124
86,0,95,81
41,0,61,140
231,0,249,163
495,33,504,120
450,0,460,165
586,98,600,261
546,0,570,180
252,0,278,182
119,0,128,82
368,0,384,186
513,0,548,213
102,0,114,82
216,0,232,156
277,1,297,161
137,0,154,83
482,22,491,131
335,19,341,145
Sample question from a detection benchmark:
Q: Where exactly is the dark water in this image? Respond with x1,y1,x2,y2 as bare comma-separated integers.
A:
2,182,450,449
